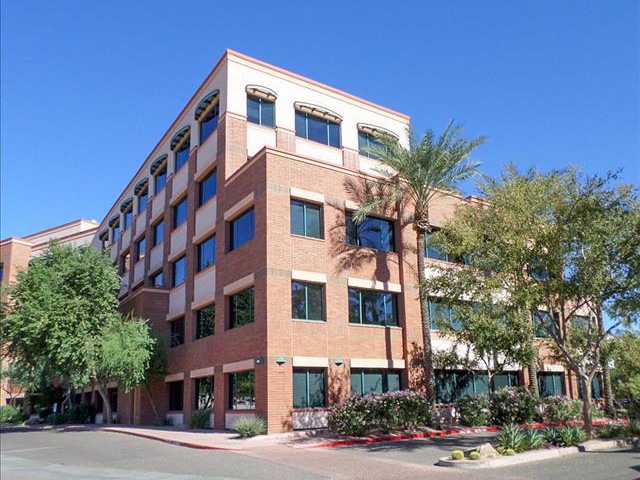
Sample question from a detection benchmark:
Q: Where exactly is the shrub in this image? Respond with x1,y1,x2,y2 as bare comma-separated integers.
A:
557,426,586,447
66,404,96,424
0,405,28,424
598,424,624,439
495,446,506,454
489,387,538,425
505,448,516,456
188,409,211,429
233,416,266,438
451,450,464,460
456,394,490,427
469,452,481,460
543,396,582,423
627,399,640,420
498,424,526,452
522,428,543,450
327,390,431,436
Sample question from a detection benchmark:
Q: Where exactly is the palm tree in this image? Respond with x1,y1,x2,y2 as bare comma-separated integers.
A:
352,122,486,402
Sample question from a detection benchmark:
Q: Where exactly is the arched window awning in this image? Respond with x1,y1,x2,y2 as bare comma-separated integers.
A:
150,155,168,175
108,214,120,227
120,197,133,213
134,177,149,195
246,85,277,102
294,102,342,123
170,126,191,151
357,123,398,139
98,229,109,240
195,90,220,121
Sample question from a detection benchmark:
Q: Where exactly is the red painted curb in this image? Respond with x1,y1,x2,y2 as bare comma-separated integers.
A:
309,419,629,449
101,428,240,451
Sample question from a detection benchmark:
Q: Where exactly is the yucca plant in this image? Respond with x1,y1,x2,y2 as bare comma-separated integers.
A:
542,426,560,445
233,416,266,438
498,424,526,452
557,426,586,447
351,123,485,402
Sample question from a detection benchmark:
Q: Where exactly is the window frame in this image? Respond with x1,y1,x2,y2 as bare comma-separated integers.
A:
229,207,255,251
291,281,325,321
294,110,341,148
247,94,275,128
194,376,214,410
150,269,164,288
229,287,255,329
169,317,185,348
197,168,217,207
172,255,186,288
168,380,184,411
174,134,191,172
293,368,326,409
348,288,398,327
290,199,323,239
345,212,395,252
152,219,165,247
195,303,215,340
228,370,255,410
134,236,146,263
197,234,216,272
137,185,148,214
154,163,167,195
350,369,402,396
173,196,188,230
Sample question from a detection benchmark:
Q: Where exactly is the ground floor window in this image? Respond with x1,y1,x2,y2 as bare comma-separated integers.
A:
578,375,602,400
194,376,214,410
538,372,565,397
108,388,118,412
293,369,326,408
350,369,401,396
168,381,184,411
229,371,255,410
435,370,520,403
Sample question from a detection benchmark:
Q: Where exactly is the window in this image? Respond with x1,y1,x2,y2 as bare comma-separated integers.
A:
196,304,215,339
247,95,275,127
151,270,164,288
197,235,216,271
424,229,469,264
123,205,132,230
169,317,185,347
229,287,255,328
194,376,214,410
572,315,592,331
538,372,565,397
154,163,167,194
291,281,325,321
230,208,255,250
290,200,323,239
350,370,401,395
358,131,386,159
172,256,186,287
295,110,341,147
199,103,219,143
198,169,217,207
578,375,602,400
99,231,109,251
134,237,146,262
533,310,554,338
345,212,394,252
428,299,463,331
529,260,549,281
293,369,326,408
435,370,486,403
229,371,255,410
168,381,183,411
111,221,120,244
137,185,148,214
174,135,191,172
108,388,118,412
173,197,188,229
153,219,164,246
348,288,398,327
120,251,131,274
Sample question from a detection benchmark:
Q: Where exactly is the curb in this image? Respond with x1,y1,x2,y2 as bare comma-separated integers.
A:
437,446,579,469
101,428,240,451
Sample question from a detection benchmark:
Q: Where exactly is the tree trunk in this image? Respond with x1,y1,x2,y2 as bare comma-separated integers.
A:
528,354,540,399
596,306,614,415
580,376,594,439
144,384,161,425
95,383,112,425
416,227,435,403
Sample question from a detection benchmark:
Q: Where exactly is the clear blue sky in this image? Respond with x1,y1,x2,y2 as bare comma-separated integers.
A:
2,1,638,238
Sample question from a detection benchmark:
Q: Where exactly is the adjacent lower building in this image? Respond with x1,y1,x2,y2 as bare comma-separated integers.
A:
0,219,99,407
89,50,594,432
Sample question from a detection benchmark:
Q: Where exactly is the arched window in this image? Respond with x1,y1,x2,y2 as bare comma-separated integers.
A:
108,214,121,245
120,197,133,230
150,155,168,194
195,90,220,144
294,102,342,148
357,124,396,159
134,178,149,214
98,229,109,251
171,126,191,172
246,85,276,128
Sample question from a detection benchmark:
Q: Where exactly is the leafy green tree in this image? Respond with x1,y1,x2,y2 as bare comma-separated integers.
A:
426,166,639,436
1,242,156,423
609,330,640,401
349,122,485,402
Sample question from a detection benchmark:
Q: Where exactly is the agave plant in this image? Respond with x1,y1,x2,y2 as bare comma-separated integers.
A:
522,428,543,450
542,426,560,445
498,424,526,452
557,426,586,447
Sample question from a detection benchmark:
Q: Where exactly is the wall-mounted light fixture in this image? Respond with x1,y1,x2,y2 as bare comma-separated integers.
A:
275,356,286,366
334,358,344,366
255,356,265,364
